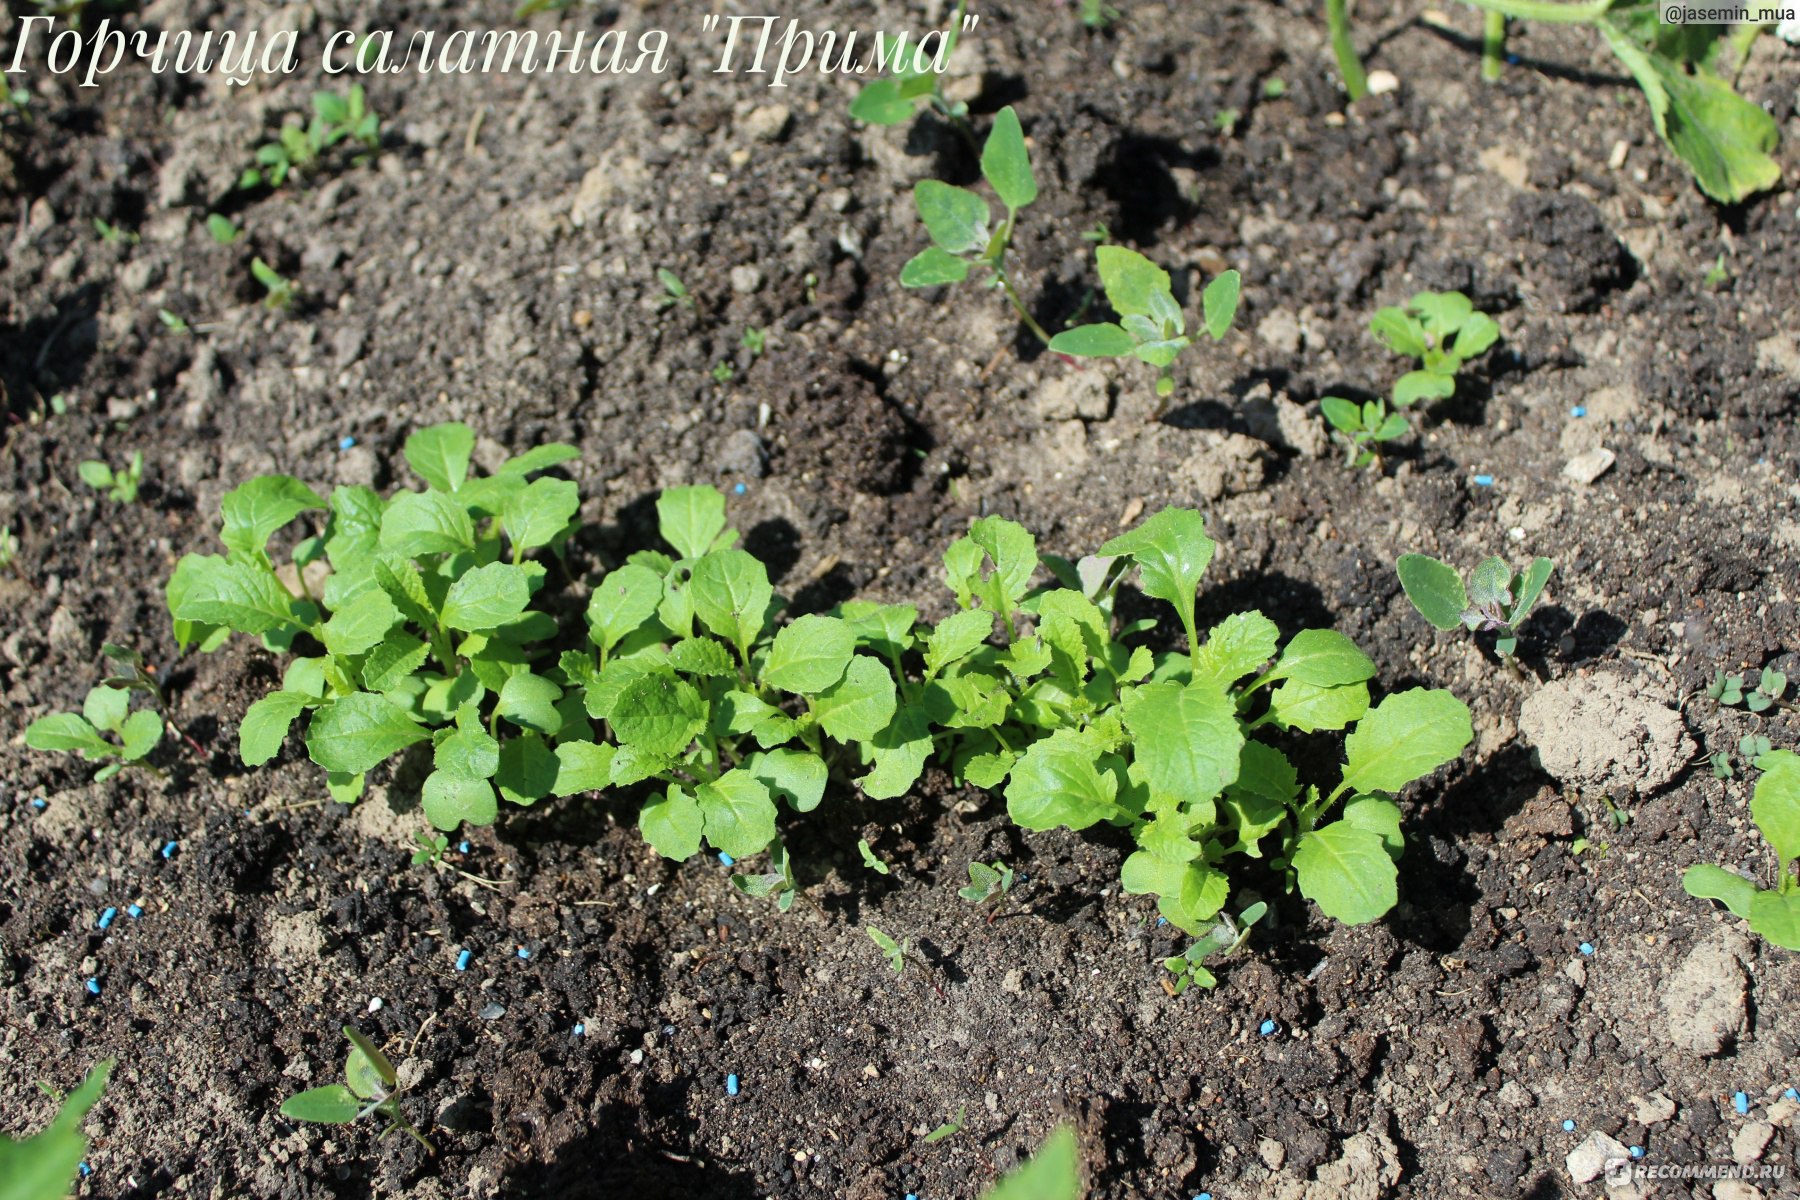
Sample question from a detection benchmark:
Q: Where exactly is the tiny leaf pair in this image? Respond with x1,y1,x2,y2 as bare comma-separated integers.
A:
1397,553,1553,658
1051,248,1240,398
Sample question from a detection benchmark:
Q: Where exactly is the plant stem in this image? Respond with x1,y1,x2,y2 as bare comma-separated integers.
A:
1481,11,1506,80
995,268,1054,348
1325,0,1368,100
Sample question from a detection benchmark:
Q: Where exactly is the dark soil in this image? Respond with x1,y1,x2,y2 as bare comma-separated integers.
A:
3,1,1799,1198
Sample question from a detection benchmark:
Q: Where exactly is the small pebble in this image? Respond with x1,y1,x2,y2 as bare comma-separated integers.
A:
573,1023,585,1036
1562,1119,1576,1132
1734,1092,1750,1115
1258,1020,1277,1037
1579,942,1594,956
455,950,472,971
126,904,142,918
718,852,735,867
1472,474,1495,487
85,978,100,995
1629,1145,1644,1159
30,798,46,810
517,946,531,960
97,907,117,930
727,1073,740,1096
1570,405,1586,418
338,436,356,450
480,1003,506,1021
367,997,383,1013
161,841,178,859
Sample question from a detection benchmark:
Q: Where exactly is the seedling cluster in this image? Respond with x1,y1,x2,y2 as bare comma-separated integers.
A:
25,660,164,781
241,86,380,190
79,452,143,504
1397,552,1553,659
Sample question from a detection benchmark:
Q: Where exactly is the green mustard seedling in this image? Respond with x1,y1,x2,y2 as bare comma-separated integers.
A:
1080,0,1122,29
655,268,693,311
1050,247,1241,399
922,1104,967,1143
1369,291,1499,410
1320,396,1410,470
958,859,1014,907
858,838,891,875
849,0,973,139
251,258,296,311
1685,749,1800,949
206,214,244,245
92,217,138,246
1163,900,1267,994
984,1125,1081,1200
740,327,767,358
158,309,191,336
241,86,380,190
1709,668,1789,714
731,840,801,912
409,831,450,866
281,1026,435,1153
0,526,18,571
901,107,1056,346
1713,734,1774,781
78,452,143,503
711,362,736,386
26,682,164,780
1397,552,1553,658
0,1058,112,1200
867,924,909,975
165,421,587,822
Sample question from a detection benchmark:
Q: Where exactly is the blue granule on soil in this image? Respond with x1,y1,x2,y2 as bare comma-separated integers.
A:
1630,1146,1644,1158
1571,406,1586,418
517,946,531,960
1734,1092,1750,1115
126,904,142,918
1259,1020,1277,1036
97,908,117,930
733,483,748,495
727,1074,740,1096
85,978,100,995
574,1023,585,1036
719,851,735,866
161,841,178,859
1562,1119,1575,1132
459,840,470,853
30,798,47,810
455,950,472,972
1579,943,1594,956
1473,475,1495,487
339,436,357,450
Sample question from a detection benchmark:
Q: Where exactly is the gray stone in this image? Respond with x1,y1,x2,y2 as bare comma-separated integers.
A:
1565,1131,1629,1185
741,104,792,143
729,265,764,295
716,429,766,479
1732,1122,1773,1164
1660,928,1749,1056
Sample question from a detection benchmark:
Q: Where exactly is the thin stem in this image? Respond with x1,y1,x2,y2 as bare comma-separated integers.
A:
1325,0,1368,100
995,268,1054,348
1482,11,1506,80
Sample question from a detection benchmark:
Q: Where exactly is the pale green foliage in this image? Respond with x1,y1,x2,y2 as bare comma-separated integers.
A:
280,1027,433,1152
78,452,143,503
241,86,380,190
1685,749,1800,949
1397,552,1553,657
1050,247,1241,397
0,1059,112,1200
25,675,163,781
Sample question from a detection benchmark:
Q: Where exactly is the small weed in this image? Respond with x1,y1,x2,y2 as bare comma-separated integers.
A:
409,832,450,866
207,214,244,245
1079,0,1122,28
1704,253,1730,288
1397,552,1553,658
1371,291,1500,407
849,0,974,140
985,1125,1080,1200
740,327,767,357
0,527,17,571
922,1103,967,1143
1163,900,1267,994
1709,668,1788,714
656,268,693,311
731,841,801,913
867,925,909,975
1714,734,1774,780
1263,77,1289,99
1050,246,1241,398
1212,108,1242,137
158,309,191,335
280,1026,435,1153
241,86,380,190
957,859,1014,908
251,258,296,310
93,218,138,246
857,839,891,875
1321,396,1409,469
711,362,736,386
79,452,144,504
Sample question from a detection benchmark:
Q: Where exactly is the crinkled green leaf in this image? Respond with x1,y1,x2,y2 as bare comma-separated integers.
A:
657,486,728,560
588,563,664,654
690,549,773,651
1192,611,1279,687
380,489,475,558
441,562,532,632
667,637,736,677
1339,687,1472,795
924,608,995,676
1094,245,1172,320
1099,507,1213,628
552,740,615,795
860,704,933,800
435,726,499,780
496,732,558,806
305,692,429,775
612,672,706,756
814,656,898,743
763,614,856,694
1269,628,1376,688
1268,679,1370,732
1004,728,1119,831
1121,680,1242,805
501,476,580,553
320,586,401,658
118,709,162,760
696,769,779,859
403,422,475,492
362,633,429,692
220,475,325,557
1293,821,1397,924
422,771,497,830
168,554,302,635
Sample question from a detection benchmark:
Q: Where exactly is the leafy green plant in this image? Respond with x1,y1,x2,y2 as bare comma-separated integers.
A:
409,831,449,866
164,422,588,821
1327,0,1779,203
1684,749,1800,948
1369,291,1499,410
1713,733,1773,781
206,213,243,245
0,526,17,571
858,838,891,874
1321,396,1410,469
0,1059,112,1200
79,452,143,503
711,362,735,385
655,268,692,311
984,1125,1081,1200
923,1103,968,1143
901,106,1054,345
1163,900,1267,993
251,258,296,311
849,0,973,139
867,924,909,975
922,506,1473,930
958,859,1014,908
1079,0,1121,29
280,1027,434,1152
1396,553,1553,658
24,679,165,781
240,86,380,190
1049,247,1241,398
732,840,801,911
1709,668,1788,714
740,327,767,357
92,217,138,246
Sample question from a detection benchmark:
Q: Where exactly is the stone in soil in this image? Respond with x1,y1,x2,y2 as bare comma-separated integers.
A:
1659,928,1749,1057
1518,671,1693,797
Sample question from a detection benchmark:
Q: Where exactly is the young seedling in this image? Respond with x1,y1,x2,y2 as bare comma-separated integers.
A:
1320,396,1409,470
1370,291,1500,410
409,831,450,866
957,859,1015,922
240,86,381,190
1079,0,1122,28
740,327,767,357
78,452,144,503
1162,900,1268,994
24,681,165,781
158,309,191,336
1713,734,1774,781
867,925,909,975
711,362,736,386
731,841,803,913
92,217,139,246
0,1059,112,1200
922,1103,967,1143
1324,0,1369,99
0,526,17,571
655,268,693,311
251,258,296,311
1049,247,1241,399
857,838,891,875
281,1026,435,1153
206,214,244,245
984,1125,1080,1200
1396,553,1553,659
1685,749,1800,949
1709,668,1789,714
849,0,974,143
901,107,1054,346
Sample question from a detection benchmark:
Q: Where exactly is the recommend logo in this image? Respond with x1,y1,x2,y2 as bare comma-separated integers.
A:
1605,1160,1789,1186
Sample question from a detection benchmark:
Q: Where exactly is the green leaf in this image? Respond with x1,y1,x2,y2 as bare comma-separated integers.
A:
1748,889,1800,951
1048,323,1137,357
913,179,990,255
697,769,779,859
1269,629,1376,687
279,1084,362,1124
78,460,113,490
1094,245,1172,320
1396,554,1468,631
612,672,706,756
1682,864,1758,921
1293,821,1397,924
1339,687,1472,796
860,704,933,800
552,740,615,795
859,839,891,874
748,748,829,813
1341,794,1404,859
657,486,729,560
380,490,475,558
838,601,918,662
1202,269,1241,340
320,586,401,658
1410,291,1473,336
497,443,582,477
901,247,973,287
119,709,162,760
849,78,915,124
1192,611,1279,687
305,692,429,775
501,476,580,552
1098,507,1213,635
641,785,705,859
25,713,114,758
496,732,558,806
83,685,131,734
1320,397,1363,433
1268,679,1370,732
980,106,1037,211
1392,369,1456,408
403,422,475,492
362,633,429,692
441,562,532,631
435,726,499,780
1122,851,1229,931
690,549,773,651
763,614,856,694
985,1126,1081,1200
814,656,898,743
588,563,664,653
1370,307,1427,358
1121,681,1242,804
220,476,325,556
1467,556,1513,609
1004,728,1119,831
1452,311,1500,361
1751,749,1800,865
240,690,314,766
1509,557,1555,627
924,608,994,676
0,1058,112,1200
167,554,302,634
668,637,737,677
422,771,497,829
493,672,560,734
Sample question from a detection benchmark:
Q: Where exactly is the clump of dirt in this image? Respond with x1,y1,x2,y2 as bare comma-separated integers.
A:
1518,670,1694,796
